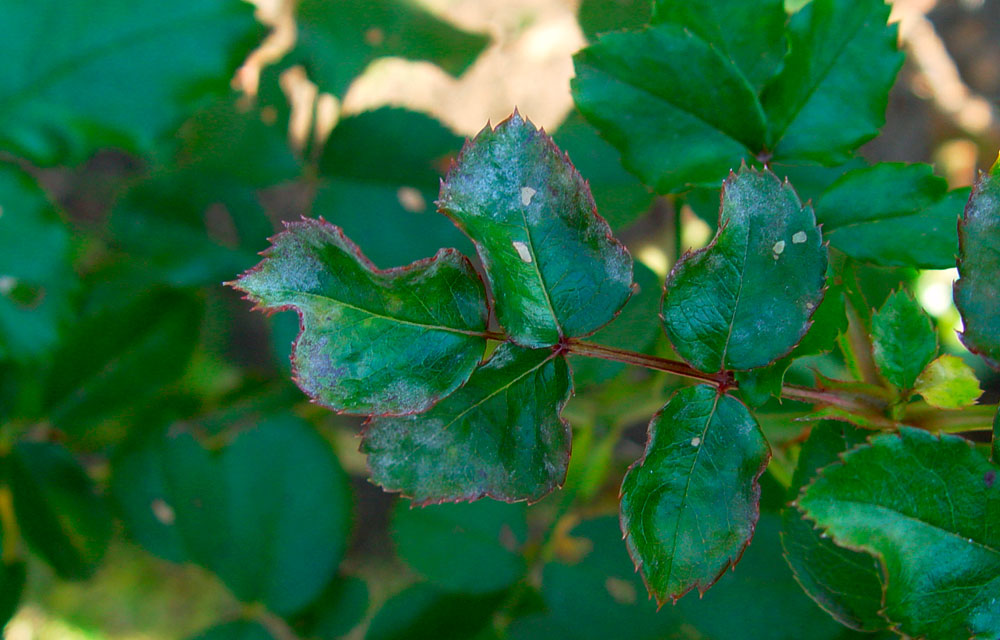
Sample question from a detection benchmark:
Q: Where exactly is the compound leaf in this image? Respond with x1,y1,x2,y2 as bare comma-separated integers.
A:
438,112,632,348
662,166,826,373
651,0,788,90
799,428,1000,639
8,441,112,580
914,354,982,409
231,218,489,416
112,416,352,615
816,163,966,268
782,421,886,631
620,385,770,604
0,164,77,363
955,154,1000,369
870,289,937,392
362,343,572,504
390,500,527,594
294,0,488,98
0,0,260,164
571,24,766,194
761,0,903,163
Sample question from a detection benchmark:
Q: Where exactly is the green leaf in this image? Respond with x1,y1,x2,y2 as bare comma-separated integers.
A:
816,163,967,268
361,343,572,504
799,428,1000,639
782,422,886,631
661,166,827,372
0,0,260,164
651,0,788,89
994,406,999,463
870,289,937,391
913,354,982,409
571,25,766,193
620,385,770,604
552,110,654,231
680,513,875,640
577,0,651,41
0,561,26,628
391,500,526,593
44,289,202,436
365,583,504,640
189,621,276,640
291,576,369,640
294,0,488,98
112,416,352,615
955,154,1000,369
438,112,633,347
315,108,472,269
8,442,112,579
761,0,903,163
231,218,489,416
0,164,77,363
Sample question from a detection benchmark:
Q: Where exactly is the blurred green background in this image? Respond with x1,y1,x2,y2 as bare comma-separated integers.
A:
0,0,998,639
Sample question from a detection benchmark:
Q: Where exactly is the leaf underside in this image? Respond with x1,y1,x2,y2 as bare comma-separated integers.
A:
438,112,633,348
362,343,572,505
799,428,1000,639
661,166,827,373
230,218,489,416
620,385,770,604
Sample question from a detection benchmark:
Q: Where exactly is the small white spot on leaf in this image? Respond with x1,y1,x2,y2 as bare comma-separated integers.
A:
151,499,176,525
690,437,701,447
520,186,536,206
513,241,533,263
792,231,808,244
0,276,16,296
397,187,426,212
772,240,786,255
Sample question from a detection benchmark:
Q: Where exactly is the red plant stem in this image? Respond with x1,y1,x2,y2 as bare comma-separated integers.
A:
565,339,882,413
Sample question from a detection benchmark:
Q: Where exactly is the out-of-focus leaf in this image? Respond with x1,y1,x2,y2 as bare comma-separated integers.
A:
112,95,300,288
870,289,937,392
816,163,966,268
914,354,982,409
577,0,651,40
364,583,504,640
314,108,471,268
569,262,660,386
662,166,826,372
0,0,260,164
572,25,766,194
391,500,526,594
507,517,681,640
761,0,902,164
362,343,571,504
294,0,488,98
955,154,1000,369
782,421,886,631
552,110,654,231
188,621,276,640
44,289,201,434
8,442,112,579
231,218,488,416
0,561,26,628
620,385,770,604
0,164,76,363
292,576,369,640
439,112,633,347
652,0,787,89
799,428,1000,639
112,416,352,615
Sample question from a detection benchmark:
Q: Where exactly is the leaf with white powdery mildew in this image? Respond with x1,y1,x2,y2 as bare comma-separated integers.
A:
438,112,633,348
620,385,770,604
361,343,572,504
230,218,489,416
799,428,1000,639
955,154,1000,369
661,165,827,373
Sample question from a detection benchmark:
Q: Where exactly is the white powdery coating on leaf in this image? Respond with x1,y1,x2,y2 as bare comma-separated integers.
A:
521,186,536,206
690,437,701,447
772,240,786,255
792,231,808,244
512,240,533,263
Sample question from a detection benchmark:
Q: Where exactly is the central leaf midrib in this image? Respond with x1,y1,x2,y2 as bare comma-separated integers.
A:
272,288,485,337
442,353,556,430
